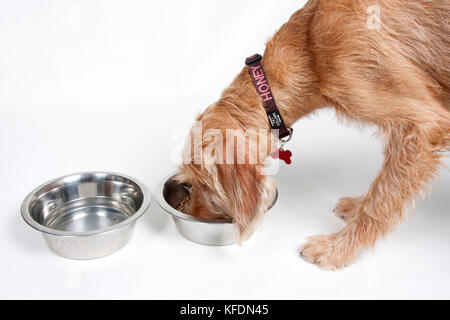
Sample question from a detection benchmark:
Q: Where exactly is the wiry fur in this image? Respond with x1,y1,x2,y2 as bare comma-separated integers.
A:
178,0,450,269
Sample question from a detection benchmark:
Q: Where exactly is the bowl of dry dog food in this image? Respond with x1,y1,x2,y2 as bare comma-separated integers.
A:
156,174,278,246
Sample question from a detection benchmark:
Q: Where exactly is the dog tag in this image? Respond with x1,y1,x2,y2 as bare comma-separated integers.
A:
271,148,292,165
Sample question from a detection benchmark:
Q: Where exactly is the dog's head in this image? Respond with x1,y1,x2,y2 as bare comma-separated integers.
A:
177,106,277,241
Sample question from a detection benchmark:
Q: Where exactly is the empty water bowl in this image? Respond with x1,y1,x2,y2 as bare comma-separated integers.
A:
21,172,151,259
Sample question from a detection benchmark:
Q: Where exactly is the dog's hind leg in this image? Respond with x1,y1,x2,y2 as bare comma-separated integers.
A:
301,101,449,270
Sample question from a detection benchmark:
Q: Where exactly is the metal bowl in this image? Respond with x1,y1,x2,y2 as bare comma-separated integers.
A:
21,172,151,260
156,174,278,246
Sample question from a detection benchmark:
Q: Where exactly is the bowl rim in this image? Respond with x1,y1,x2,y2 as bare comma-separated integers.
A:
20,171,151,237
155,173,278,225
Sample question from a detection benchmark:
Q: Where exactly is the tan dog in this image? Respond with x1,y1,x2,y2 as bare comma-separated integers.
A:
178,0,450,270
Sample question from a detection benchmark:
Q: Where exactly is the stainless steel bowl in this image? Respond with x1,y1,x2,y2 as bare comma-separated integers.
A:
156,174,278,246
21,172,151,259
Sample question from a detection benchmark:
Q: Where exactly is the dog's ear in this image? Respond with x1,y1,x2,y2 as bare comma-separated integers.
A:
217,163,274,242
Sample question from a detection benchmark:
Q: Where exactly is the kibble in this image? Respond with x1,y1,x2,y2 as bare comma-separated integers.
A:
176,195,192,215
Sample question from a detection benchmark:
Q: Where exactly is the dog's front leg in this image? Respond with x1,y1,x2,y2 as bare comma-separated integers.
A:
301,122,447,270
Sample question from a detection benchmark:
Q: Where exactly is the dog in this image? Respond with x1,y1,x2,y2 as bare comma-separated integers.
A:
177,0,450,270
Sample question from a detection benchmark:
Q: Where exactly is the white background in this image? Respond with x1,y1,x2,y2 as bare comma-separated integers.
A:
1,0,449,299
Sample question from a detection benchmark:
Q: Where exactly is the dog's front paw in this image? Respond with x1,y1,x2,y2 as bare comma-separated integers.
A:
300,234,356,271
334,197,359,222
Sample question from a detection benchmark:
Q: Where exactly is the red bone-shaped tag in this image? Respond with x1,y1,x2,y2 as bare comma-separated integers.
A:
271,148,292,165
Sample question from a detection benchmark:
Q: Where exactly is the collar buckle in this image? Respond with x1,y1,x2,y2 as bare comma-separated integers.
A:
245,54,262,66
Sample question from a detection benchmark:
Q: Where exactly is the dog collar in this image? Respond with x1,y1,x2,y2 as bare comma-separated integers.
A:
245,54,293,140
245,53,293,164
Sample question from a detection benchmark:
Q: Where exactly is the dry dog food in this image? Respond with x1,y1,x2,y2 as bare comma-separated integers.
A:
175,191,229,220
176,195,192,215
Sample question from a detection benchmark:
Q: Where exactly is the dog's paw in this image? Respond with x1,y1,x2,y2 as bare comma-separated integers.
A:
300,234,355,271
334,197,359,222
